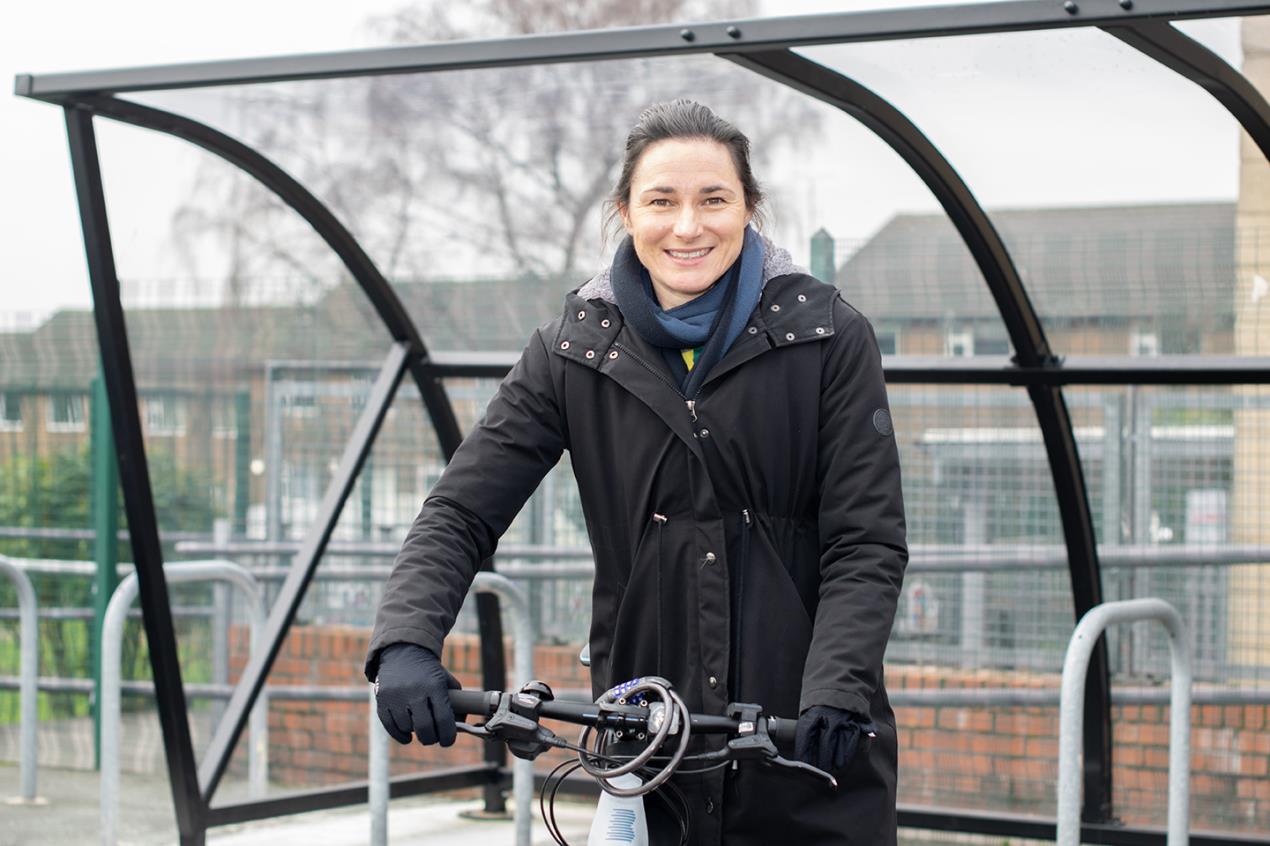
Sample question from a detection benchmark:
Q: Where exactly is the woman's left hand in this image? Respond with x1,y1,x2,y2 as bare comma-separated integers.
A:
794,705,876,772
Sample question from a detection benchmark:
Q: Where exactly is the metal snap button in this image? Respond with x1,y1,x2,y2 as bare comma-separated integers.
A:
704,552,716,564
785,332,796,341
708,676,718,688
560,341,570,350
706,797,715,814
816,327,826,335
699,428,710,438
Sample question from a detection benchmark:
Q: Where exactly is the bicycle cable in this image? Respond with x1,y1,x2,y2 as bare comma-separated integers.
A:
575,677,692,796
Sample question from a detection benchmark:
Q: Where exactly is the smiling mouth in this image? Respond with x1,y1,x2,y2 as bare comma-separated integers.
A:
666,248,711,260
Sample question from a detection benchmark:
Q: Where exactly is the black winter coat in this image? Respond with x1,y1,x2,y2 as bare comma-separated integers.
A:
367,270,908,845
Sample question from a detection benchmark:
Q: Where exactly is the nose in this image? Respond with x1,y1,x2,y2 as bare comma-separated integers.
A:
673,204,702,240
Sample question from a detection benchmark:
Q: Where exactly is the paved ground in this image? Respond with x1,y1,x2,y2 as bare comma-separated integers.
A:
1,762,1048,845
0,763,592,846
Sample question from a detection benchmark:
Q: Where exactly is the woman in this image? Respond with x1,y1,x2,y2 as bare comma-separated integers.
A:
366,99,907,845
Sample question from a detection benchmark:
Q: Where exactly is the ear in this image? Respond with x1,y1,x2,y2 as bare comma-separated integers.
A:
618,203,632,233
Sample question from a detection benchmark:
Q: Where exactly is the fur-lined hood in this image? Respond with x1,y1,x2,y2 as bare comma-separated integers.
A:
576,232,805,303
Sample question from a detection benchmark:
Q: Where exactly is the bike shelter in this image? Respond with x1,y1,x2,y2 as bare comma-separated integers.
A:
13,2,1270,843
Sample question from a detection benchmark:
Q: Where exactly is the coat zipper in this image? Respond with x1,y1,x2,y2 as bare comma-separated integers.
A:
612,341,685,398
732,508,752,697
612,341,705,425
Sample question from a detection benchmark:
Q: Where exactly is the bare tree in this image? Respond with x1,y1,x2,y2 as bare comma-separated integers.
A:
170,0,823,297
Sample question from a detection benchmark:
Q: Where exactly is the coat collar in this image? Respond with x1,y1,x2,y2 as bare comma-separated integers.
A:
556,271,839,370
550,272,840,460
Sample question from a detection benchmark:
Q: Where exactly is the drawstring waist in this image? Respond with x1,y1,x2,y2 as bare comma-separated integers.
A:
732,508,751,696
653,512,668,676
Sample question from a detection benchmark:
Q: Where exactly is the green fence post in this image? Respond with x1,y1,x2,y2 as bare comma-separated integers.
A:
810,227,836,285
91,369,119,770
233,391,251,536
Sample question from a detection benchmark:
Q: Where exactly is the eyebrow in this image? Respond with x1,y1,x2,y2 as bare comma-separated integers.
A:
640,185,737,195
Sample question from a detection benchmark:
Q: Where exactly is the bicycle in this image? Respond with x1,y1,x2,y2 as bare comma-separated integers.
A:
449,676,838,846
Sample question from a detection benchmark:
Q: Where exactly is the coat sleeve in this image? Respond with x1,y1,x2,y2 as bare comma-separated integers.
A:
364,324,567,681
799,296,908,717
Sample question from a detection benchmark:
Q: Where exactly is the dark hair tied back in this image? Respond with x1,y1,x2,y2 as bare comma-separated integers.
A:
605,99,765,239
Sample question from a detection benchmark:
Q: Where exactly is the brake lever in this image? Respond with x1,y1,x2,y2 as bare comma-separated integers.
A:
457,722,491,739
764,754,838,791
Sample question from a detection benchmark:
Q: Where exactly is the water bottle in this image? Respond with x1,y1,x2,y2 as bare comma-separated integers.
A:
587,772,648,846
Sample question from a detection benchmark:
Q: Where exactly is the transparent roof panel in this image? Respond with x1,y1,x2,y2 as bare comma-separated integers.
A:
126,51,1003,354
798,21,1267,357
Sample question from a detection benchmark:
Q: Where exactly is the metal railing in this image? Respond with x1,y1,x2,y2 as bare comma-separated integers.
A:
0,555,39,804
100,560,268,846
368,571,535,846
1058,598,1192,846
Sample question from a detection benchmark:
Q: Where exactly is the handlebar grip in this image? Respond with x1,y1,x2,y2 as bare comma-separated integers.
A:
766,716,798,747
450,689,495,718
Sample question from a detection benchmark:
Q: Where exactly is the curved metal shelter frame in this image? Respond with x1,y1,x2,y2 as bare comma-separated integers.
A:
15,1,1270,843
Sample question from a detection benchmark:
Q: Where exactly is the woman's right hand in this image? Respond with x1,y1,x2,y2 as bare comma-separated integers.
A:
373,642,462,746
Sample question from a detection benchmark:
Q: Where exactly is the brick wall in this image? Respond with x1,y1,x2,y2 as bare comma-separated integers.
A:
231,626,1270,835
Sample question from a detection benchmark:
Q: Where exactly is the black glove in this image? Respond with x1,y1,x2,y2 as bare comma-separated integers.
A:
373,643,462,747
795,705,875,772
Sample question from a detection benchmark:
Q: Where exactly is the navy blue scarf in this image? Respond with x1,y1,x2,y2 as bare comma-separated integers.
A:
611,227,765,397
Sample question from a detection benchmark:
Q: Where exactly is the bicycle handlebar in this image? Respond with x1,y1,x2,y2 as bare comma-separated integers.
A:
449,688,799,747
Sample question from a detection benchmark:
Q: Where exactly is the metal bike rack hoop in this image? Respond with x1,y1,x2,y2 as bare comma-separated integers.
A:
0,556,41,804
1059,598,1192,846
100,560,268,846
369,571,534,846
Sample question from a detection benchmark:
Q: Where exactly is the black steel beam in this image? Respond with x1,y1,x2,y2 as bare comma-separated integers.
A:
198,343,410,801
14,0,1270,97
1106,21,1270,162
63,104,207,844
729,50,1052,356
430,352,1270,384
475,589,509,812
429,351,523,378
726,47,1113,823
205,765,503,827
1029,383,1113,824
896,806,1270,846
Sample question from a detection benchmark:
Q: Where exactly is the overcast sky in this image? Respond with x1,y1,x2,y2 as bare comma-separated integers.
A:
0,0,1244,324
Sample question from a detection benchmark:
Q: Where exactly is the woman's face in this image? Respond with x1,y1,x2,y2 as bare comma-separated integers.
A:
620,137,751,310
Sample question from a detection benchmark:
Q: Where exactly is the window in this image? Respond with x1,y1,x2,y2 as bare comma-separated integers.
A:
47,394,86,432
0,392,21,431
974,335,1011,356
875,329,898,356
281,392,318,418
143,395,187,436
212,401,238,439
1130,330,1160,357
946,330,974,358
